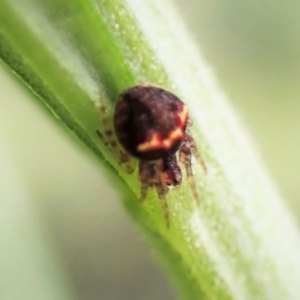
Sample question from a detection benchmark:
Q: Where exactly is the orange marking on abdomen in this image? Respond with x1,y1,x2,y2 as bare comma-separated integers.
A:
137,128,183,152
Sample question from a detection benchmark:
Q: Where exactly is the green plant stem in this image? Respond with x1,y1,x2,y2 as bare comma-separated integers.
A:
1,0,300,299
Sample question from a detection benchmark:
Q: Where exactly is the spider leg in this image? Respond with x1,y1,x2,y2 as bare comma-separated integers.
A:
97,93,135,174
139,160,170,227
163,154,182,186
186,116,193,127
156,163,170,227
184,131,207,173
138,161,152,202
156,191,170,228
179,142,200,206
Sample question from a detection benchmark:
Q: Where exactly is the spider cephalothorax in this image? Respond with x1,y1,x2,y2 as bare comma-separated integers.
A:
97,84,206,227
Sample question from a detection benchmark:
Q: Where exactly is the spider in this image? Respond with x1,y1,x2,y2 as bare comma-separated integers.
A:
97,84,206,227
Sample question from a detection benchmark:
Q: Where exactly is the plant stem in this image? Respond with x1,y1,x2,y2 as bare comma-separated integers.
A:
1,0,300,299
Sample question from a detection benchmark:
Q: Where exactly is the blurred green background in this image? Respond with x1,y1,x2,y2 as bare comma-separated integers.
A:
1,1,300,299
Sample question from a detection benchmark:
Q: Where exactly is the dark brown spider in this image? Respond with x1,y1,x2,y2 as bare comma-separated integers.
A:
97,84,206,227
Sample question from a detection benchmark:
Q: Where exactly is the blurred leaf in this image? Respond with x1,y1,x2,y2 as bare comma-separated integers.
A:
0,130,77,300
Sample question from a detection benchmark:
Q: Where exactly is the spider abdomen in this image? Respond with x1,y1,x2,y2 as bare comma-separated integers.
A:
113,85,188,161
